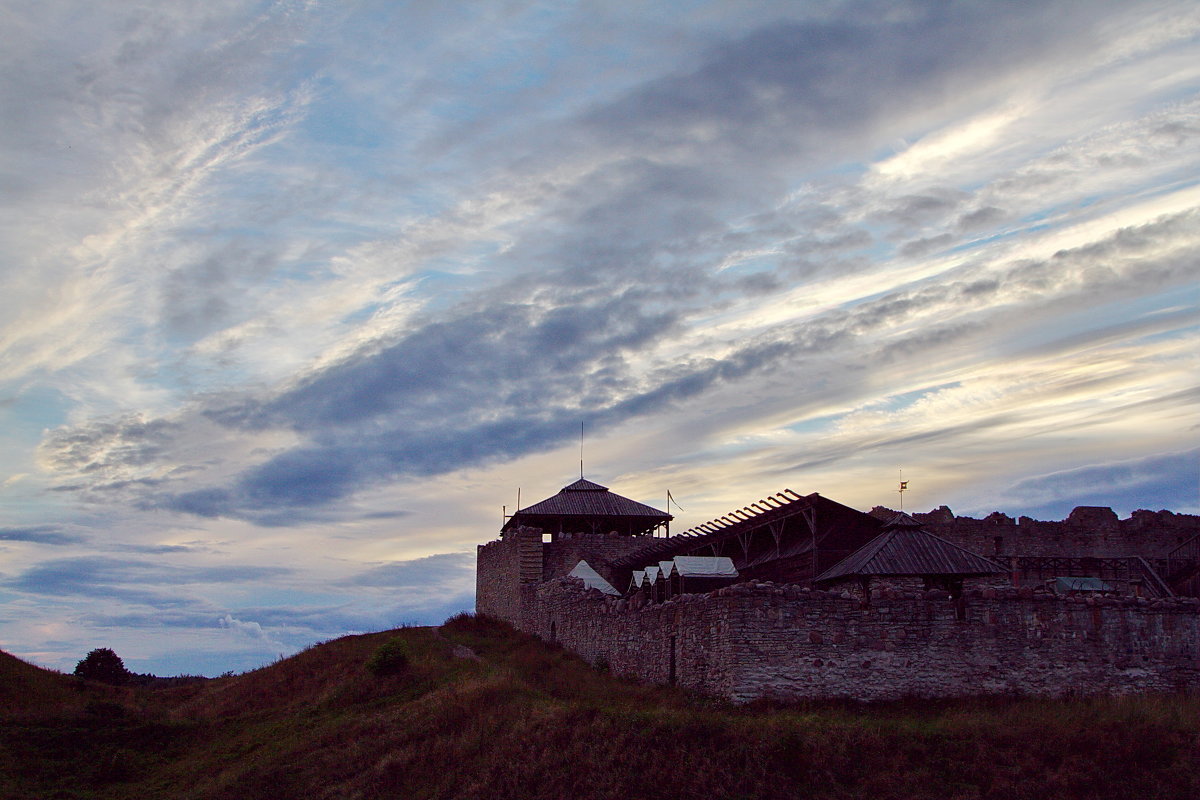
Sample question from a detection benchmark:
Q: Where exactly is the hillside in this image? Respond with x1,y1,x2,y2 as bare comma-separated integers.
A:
2,614,1198,800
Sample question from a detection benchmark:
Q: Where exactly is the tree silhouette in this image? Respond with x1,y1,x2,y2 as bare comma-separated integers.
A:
74,648,131,685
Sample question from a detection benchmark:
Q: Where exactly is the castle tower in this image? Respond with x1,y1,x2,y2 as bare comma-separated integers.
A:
478,478,671,627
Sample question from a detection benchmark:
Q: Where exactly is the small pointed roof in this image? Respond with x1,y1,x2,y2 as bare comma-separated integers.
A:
883,511,923,529
561,478,607,492
502,478,671,535
815,521,1005,584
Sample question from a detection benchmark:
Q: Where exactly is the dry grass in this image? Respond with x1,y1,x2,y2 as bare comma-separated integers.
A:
2,616,1198,800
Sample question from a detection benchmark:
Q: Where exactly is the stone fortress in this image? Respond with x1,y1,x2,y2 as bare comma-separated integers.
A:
476,478,1200,702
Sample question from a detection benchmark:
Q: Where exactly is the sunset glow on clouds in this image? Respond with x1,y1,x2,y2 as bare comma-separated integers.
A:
1,0,1197,675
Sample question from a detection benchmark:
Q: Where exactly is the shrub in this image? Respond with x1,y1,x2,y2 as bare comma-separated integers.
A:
366,638,410,677
74,648,131,686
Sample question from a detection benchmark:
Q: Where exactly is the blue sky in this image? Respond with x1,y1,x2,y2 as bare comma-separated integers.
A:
1,0,1197,676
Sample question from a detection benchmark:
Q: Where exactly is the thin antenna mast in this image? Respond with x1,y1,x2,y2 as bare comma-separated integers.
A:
580,420,585,479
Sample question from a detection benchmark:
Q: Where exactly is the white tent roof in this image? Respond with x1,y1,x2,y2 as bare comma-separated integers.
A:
644,565,660,583
630,569,646,589
568,560,620,596
658,560,676,579
673,555,738,578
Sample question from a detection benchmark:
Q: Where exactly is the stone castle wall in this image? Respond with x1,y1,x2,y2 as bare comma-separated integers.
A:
477,508,1200,703
476,533,532,627
476,529,654,624
907,506,1200,559
540,532,655,587
526,578,1200,702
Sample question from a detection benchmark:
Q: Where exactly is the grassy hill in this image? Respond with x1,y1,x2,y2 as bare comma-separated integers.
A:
2,614,1198,799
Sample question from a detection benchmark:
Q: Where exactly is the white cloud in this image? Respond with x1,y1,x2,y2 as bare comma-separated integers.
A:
218,613,291,655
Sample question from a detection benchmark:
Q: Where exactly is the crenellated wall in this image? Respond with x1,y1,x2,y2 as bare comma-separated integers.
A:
523,578,1200,702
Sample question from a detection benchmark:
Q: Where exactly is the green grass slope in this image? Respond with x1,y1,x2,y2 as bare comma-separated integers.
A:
2,614,1198,800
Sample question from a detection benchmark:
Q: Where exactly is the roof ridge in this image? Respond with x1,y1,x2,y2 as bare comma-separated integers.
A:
562,478,608,492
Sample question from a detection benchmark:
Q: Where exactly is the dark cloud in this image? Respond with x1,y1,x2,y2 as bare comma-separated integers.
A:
129,207,1198,523
1000,449,1200,519
898,233,956,258
358,510,411,521
4,556,292,606
6,557,193,606
0,525,87,545
880,191,969,230
957,206,1008,232
344,552,474,588
159,242,282,340
112,543,196,554
580,1,1098,162
38,415,179,475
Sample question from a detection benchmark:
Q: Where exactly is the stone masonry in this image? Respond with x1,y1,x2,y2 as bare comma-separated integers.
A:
525,576,1200,702
477,509,1200,703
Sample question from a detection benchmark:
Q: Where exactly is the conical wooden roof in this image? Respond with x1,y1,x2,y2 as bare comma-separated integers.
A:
502,478,671,536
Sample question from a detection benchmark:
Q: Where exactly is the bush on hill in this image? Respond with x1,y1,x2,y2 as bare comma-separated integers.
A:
366,637,410,677
74,648,131,686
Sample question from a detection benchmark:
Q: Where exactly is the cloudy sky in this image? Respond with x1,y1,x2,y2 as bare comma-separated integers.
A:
1,0,1197,676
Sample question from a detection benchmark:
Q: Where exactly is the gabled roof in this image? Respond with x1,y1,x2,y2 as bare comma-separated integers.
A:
567,560,620,596
502,478,671,534
815,525,1005,583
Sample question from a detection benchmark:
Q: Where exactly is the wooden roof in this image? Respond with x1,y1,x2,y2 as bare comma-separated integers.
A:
609,489,883,580
501,478,671,535
815,516,1005,583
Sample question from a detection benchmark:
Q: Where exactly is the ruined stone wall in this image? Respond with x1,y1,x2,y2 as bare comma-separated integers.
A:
907,507,1200,559
526,579,1200,703
476,537,523,626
